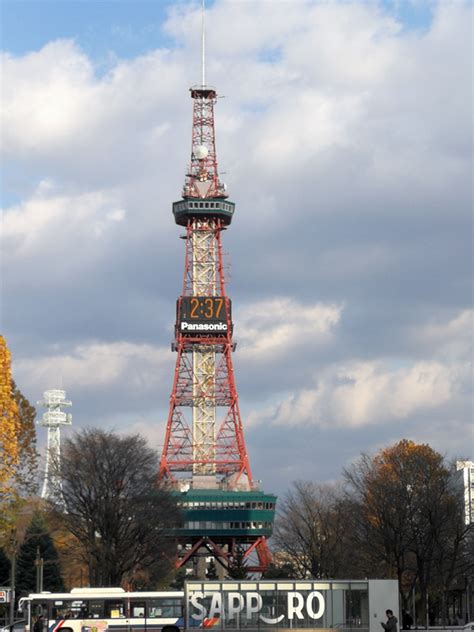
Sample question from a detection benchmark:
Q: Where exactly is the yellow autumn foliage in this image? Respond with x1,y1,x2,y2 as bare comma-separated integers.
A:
0,335,21,502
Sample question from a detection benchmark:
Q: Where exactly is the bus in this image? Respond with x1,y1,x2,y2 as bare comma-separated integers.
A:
20,588,184,632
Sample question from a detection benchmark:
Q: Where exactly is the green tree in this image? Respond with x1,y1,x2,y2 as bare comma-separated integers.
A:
16,512,64,596
263,562,295,579
169,568,195,590
0,549,10,584
227,547,248,579
206,559,218,580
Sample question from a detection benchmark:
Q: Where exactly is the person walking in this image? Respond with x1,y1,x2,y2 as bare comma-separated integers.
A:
33,614,44,632
402,609,414,630
382,610,399,632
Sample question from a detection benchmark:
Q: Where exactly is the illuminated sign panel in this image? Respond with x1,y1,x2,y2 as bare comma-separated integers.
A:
178,297,231,335
0,588,11,603
189,590,325,624
185,579,399,631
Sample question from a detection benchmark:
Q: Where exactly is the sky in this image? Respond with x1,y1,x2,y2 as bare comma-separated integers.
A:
1,0,472,498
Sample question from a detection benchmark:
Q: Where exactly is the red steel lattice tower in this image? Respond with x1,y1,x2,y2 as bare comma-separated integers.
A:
159,9,276,574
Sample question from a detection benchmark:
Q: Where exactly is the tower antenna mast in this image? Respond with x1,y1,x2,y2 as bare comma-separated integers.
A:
201,0,206,86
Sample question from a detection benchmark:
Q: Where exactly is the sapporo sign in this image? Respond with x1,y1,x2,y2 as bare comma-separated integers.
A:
189,590,325,624
0,588,12,603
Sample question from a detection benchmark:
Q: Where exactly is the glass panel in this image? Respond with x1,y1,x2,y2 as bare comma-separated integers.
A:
147,598,182,619
332,587,346,629
52,599,89,620
131,601,145,618
104,600,125,618
88,601,104,618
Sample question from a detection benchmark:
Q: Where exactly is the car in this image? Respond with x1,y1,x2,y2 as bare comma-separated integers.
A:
0,620,25,632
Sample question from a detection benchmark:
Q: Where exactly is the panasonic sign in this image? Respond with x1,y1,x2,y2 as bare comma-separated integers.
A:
189,590,325,624
180,322,228,332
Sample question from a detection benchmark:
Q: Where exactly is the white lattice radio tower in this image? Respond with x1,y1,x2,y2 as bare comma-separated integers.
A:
38,389,72,501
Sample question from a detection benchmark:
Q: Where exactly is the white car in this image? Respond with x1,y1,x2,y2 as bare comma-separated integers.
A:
0,621,25,632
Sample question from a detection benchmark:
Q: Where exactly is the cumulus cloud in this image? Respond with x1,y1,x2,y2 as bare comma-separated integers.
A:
246,306,471,431
236,298,342,360
1,0,472,490
14,340,170,391
2,180,126,254
267,359,466,428
410,309,473,359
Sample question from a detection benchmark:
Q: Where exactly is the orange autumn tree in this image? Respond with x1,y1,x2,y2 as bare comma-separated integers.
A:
0,335,21,507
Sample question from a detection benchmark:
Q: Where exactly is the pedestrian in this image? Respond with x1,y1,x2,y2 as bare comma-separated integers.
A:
402,610,413,630
381,610,398,632
33,614,44,632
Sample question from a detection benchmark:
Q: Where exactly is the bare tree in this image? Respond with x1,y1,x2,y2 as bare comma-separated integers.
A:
274,480,354,579
50,428,180,588
430,467,473,624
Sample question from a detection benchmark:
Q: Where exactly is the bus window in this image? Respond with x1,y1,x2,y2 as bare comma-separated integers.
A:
104,601,125,618
147,598,182,619
51,601,76,620
130,602,145,618
87,601,104,619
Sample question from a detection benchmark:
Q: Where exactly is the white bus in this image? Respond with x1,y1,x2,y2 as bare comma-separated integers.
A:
21,588,184,632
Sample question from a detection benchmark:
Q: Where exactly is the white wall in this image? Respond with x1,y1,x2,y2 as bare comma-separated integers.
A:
369,580,400,632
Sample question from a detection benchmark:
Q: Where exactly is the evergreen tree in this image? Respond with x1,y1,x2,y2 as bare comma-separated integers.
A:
206,559,218,580
169,568,188,590
227,548,248,579
263,562,295,579
0,549,10,585
16,512,64,596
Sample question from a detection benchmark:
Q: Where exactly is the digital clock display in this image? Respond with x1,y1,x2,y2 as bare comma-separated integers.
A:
178,296,231,335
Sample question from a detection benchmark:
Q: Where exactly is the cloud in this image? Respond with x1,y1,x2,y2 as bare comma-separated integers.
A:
2,0,472,492
410,309,473,359
249,357,468,430
14,340,169,391
2,180,126,254
236,298,342,361
246,306,471,430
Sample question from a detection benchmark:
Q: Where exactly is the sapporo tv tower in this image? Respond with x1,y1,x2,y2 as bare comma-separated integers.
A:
159,3,276,575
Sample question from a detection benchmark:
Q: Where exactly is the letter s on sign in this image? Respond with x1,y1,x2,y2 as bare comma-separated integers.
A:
190,592,207,621
307,591,325,619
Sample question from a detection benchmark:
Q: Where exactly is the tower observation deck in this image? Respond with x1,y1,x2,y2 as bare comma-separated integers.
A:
159,8,276,575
